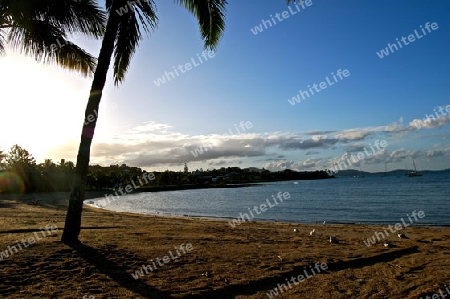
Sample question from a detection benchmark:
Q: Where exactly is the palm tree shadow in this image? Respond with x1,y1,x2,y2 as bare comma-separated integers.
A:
0,200,15,208
183,246,420,298
69,242,175,299
0,226,128,235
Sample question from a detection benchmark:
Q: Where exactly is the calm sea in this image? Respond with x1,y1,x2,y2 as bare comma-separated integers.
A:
86,171,450,226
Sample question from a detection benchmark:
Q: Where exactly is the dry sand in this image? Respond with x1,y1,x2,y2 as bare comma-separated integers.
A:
0,192,449,299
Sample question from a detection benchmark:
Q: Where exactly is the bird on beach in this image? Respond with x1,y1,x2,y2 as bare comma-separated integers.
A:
310,229,315,236
329,236,339,244
384,240,391,247
294,228,299,233
397,232,407,239
323,220,326,225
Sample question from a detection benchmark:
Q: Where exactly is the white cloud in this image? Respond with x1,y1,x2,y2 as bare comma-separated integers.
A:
409,114,450,130
335,129,372,141
47,112,450,170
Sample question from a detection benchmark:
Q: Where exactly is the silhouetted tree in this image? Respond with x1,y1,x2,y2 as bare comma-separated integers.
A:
37,159,55,192
6,145,37,192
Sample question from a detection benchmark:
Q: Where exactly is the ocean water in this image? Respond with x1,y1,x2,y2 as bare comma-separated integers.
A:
85,171,450,226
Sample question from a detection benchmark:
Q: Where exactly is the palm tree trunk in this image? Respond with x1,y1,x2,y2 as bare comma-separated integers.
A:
61,6,121,244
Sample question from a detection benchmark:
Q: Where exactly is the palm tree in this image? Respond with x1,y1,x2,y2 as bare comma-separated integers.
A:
0,0,105,76
61,0,227,243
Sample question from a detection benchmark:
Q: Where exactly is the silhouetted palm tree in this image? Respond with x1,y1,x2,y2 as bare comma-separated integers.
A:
0,0,105,75
61,0,227,243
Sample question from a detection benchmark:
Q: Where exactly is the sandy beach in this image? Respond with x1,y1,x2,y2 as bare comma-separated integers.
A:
0,192,449,299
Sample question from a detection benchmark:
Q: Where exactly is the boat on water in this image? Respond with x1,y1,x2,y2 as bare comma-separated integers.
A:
408,171,422,177
407,158,422,177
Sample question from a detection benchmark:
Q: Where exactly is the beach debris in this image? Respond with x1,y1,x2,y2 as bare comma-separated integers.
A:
384,240,390,247
329,236,339,244
277,255,283,262
388,263,402,268
294,228,299,233
27,199,40,206
201,270,211,277
397,232,407,239
310,229,315,236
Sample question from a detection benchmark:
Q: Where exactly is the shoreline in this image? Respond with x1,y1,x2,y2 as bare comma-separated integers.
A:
85,202,450,228
85,195,449,229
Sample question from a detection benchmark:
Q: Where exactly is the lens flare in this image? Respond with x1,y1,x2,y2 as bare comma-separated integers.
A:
0,172,25,194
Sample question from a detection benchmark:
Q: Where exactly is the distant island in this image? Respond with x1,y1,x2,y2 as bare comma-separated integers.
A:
330,168,450,178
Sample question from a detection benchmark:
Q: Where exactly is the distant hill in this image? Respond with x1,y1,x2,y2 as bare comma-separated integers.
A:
334,169,450,177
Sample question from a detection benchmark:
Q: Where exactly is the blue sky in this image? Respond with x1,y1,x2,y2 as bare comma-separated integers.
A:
1,0,449,172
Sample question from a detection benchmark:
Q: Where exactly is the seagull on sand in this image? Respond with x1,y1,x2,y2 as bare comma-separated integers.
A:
323,220,326,225
310,229,315,236
397,231,407,239
329,236,339,244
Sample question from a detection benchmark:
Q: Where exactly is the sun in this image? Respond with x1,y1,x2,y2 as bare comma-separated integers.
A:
0,53,92,162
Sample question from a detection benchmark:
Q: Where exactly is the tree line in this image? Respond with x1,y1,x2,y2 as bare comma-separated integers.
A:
0,145,333,194
0,144,141,193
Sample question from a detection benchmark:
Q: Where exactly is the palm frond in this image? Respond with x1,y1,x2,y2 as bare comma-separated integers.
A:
0,4,10,55
109,0,227,84
1,0,104,75
52,43,97,76
134,0,158,33
3,0,106,37
105,0,114,12
0,29,6,56
112,0,158,85
174,0,227,50
8,19,96,76
7,18,65,57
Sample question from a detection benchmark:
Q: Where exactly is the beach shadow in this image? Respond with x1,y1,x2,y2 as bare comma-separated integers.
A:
0,191,109,210
68,242,175,298
0,226,129,235
0,200,15,208
325,246,419,271
183,246,419,298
